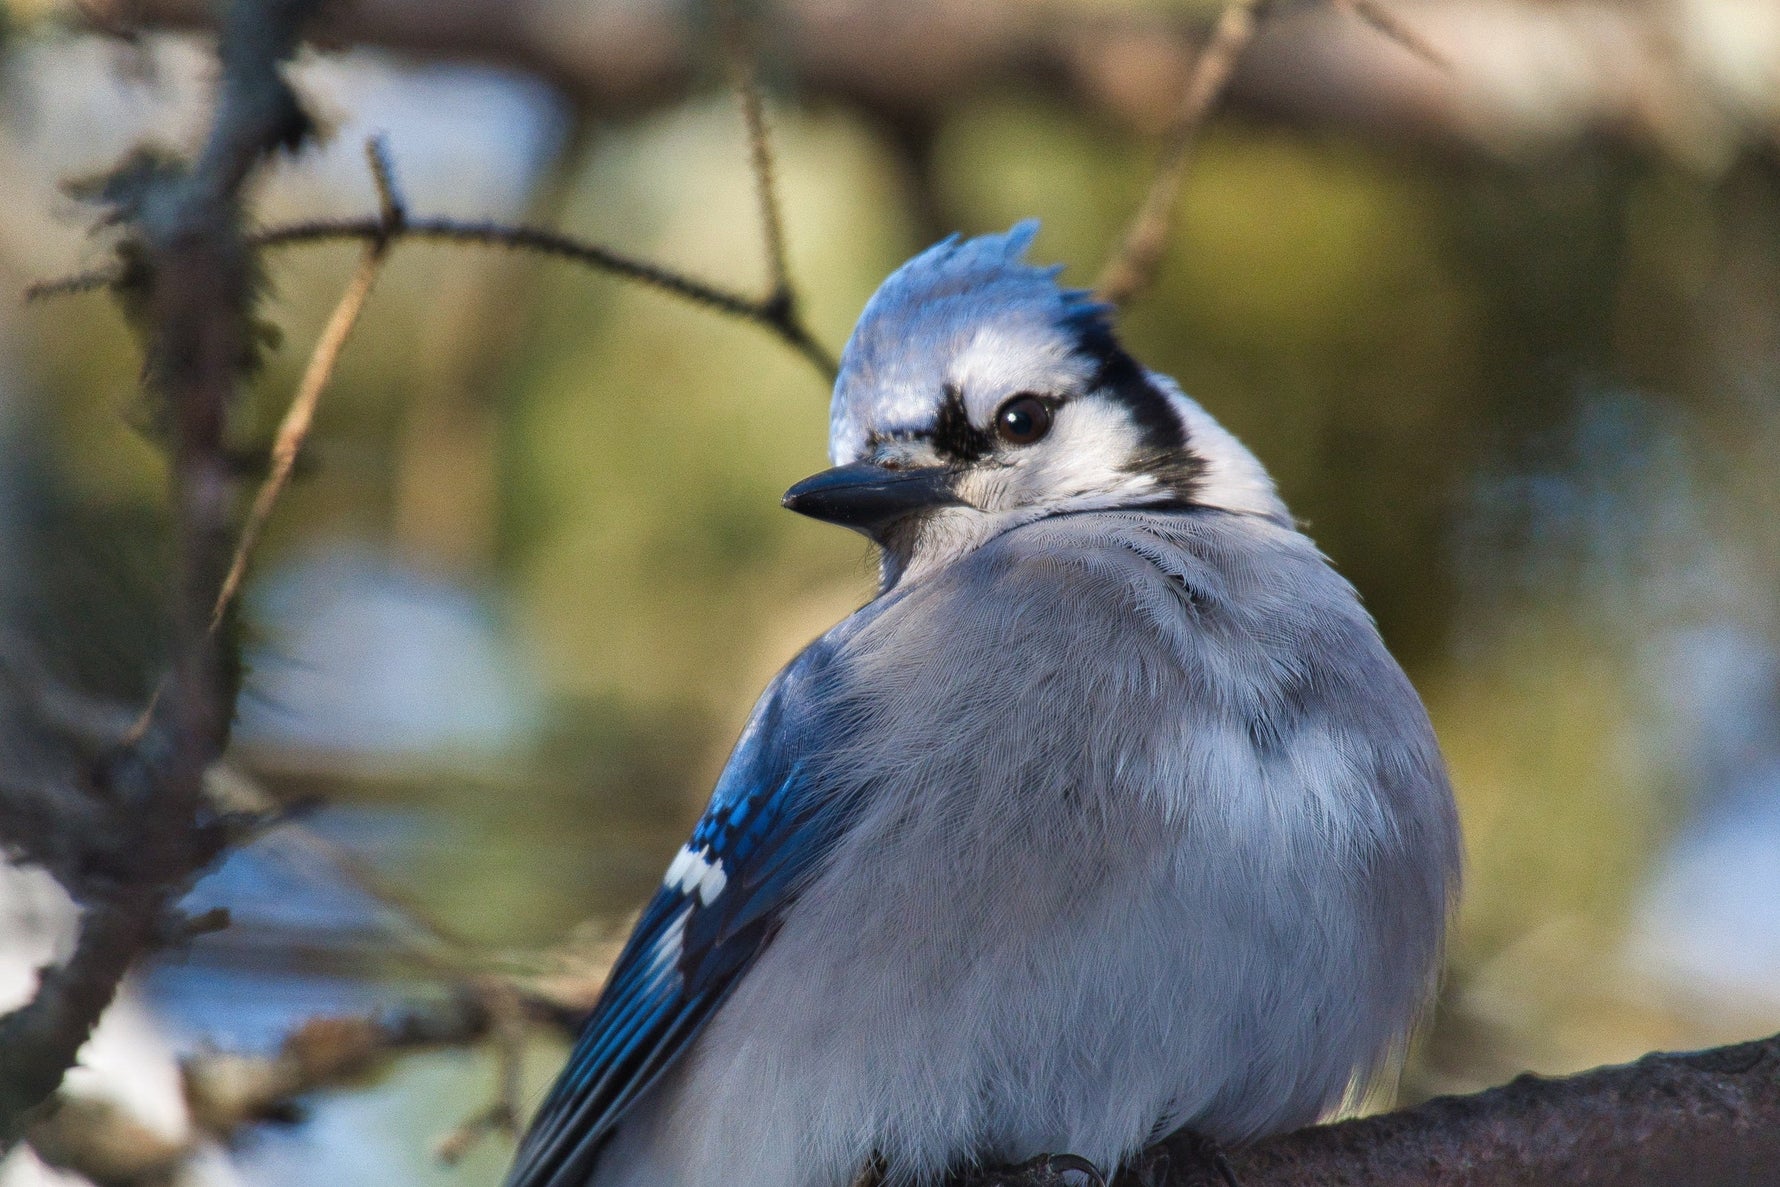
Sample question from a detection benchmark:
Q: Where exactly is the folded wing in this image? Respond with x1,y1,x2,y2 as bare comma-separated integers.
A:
507,637,858,1187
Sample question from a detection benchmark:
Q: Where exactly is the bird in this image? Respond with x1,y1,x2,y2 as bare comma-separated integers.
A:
507,221,1461,1187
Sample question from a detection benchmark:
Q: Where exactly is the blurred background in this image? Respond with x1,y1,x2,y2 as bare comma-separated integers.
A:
1,0,1778,1182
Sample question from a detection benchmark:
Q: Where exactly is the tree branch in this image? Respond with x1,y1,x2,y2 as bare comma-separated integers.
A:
30,211,840,381
0,0,328,1144
255,216,837,378
719,0,795,308
947,1031,1780,1186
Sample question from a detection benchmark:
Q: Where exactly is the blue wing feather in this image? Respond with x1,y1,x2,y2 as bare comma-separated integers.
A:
508,633,862,1187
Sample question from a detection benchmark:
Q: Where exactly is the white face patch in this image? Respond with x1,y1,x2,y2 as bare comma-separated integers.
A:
948,321,1095,423
822,223,1293,586
888,381,1291,586
664,844,729,906
950,394,1160,516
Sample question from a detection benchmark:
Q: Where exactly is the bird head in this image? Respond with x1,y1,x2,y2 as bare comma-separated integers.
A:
784,221,1287,584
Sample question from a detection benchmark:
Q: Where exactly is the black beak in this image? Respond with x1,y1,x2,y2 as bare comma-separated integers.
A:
782,462,962,535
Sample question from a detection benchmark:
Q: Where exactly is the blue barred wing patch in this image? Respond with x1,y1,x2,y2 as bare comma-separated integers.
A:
507,635,858,1187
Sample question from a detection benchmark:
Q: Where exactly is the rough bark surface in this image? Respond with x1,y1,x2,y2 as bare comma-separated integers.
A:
1137,1033,1780,1186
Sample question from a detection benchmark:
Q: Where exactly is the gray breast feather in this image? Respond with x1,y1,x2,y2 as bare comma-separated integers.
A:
834,507,1451,839
591,507,1459,1187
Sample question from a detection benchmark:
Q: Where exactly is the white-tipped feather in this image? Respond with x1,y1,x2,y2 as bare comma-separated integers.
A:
663,845,727,904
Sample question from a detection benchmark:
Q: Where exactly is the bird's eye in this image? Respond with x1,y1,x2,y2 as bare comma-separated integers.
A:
995,395,1053,446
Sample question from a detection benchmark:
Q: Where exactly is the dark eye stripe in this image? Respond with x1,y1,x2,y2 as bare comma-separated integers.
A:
931,383,994,462
1065,323,1203,492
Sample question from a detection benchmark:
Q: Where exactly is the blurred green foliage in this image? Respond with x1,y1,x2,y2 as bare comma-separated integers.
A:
4,31,1779,1135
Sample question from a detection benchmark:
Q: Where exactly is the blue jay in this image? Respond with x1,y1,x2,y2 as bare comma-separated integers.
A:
509,222,1461,1187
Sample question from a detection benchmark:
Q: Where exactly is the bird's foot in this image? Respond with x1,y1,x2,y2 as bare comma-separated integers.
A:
972,1152,1108,1187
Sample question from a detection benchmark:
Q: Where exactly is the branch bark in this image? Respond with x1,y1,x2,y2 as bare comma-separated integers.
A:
942,1032,1780,1186
1172,1031,1780,1186
0,0,326,1145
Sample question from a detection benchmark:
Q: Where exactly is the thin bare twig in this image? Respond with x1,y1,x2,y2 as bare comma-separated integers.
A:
252,217,726,302
1094,0,1448,306
30,213,838,381
1094,0,1267,306
1329,0,1451,72
211,137,401,629
259,218,836,378
199,762,472,966
435,978,526,1165
365,132,407,229
718,0,793,303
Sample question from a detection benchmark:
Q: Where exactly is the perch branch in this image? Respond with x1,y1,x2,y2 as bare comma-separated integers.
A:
946,1030,1780,1186
1162,1029,1780,1186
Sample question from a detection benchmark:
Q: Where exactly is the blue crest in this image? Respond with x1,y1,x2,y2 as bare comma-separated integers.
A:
829,221,1113,463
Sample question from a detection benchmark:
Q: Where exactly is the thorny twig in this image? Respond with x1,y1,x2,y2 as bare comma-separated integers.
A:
30,213,838,381
0,0,328,1145
719,0,795,306
21,268,115,301
258,216,835,379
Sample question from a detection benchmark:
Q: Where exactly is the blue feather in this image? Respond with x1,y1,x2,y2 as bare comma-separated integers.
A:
507,627,866,1187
